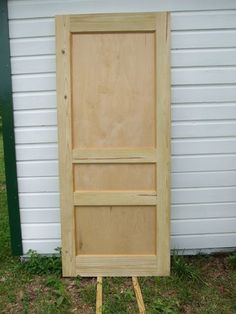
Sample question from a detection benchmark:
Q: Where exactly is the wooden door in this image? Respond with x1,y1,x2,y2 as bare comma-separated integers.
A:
56,13,170,277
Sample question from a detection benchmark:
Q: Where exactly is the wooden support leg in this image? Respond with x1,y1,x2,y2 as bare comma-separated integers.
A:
132,277,146,314
96,276,103,314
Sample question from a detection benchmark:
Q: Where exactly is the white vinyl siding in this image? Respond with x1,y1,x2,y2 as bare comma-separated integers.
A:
8,0,236,254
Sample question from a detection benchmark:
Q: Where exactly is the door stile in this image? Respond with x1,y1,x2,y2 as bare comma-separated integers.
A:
56,16,76,276
155,12,171,275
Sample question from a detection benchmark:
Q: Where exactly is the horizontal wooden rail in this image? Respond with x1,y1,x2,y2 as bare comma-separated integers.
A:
70,13,157,32
73,191,157,206
76,255,157,276
72,148,156,164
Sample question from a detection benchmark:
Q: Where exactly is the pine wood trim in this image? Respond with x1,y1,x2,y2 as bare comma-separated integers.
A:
69,13,157,32
56,15,76,277
155,12,171,275
73,191,157,206
76,255,157,276
72,148,157,163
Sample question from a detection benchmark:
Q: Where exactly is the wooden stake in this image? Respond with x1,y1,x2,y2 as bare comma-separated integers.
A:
132,277,146,314
96,276,103,314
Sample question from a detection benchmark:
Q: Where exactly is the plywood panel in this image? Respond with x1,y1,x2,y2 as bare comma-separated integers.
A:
75,206,156,255
74,164,156,191
71,32,155,149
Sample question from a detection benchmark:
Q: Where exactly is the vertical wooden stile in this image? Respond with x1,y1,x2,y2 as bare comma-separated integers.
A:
56,16,76,276
155,12,171,275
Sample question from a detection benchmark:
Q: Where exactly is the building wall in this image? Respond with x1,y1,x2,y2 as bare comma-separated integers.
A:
8,0,236,254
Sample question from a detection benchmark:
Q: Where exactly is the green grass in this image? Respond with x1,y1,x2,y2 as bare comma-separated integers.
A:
228,252,236,269
0,128,236,313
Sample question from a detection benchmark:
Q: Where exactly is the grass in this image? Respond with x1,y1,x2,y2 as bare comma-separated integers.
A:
0,128,236,313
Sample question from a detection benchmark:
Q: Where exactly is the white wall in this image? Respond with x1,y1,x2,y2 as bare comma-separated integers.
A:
8,0,236,254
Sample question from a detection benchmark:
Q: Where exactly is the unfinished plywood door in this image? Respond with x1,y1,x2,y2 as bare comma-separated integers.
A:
56,13,170,277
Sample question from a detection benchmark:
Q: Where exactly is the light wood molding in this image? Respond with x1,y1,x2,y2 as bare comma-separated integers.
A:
76,255,157,276
56,15,76,277
72,148,157,163
73,191,157,206
155,12,171,275
69,13,157,32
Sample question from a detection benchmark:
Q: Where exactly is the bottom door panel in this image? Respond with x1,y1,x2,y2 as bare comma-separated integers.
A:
75,206,156,255
75,255,158,276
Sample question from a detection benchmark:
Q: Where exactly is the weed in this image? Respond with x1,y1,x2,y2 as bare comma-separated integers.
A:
102,278,137,314
148,298,178,314
22,292,30,314
54,285,70,307
80,282,96,306
21,248,62,276
46,276,62,289
35,302,62,314
172,254,205,284
45,275,71,308
123,288,135,302
177,285,194,304
75,275,81,287
228,252,236,269
103,292,133,314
